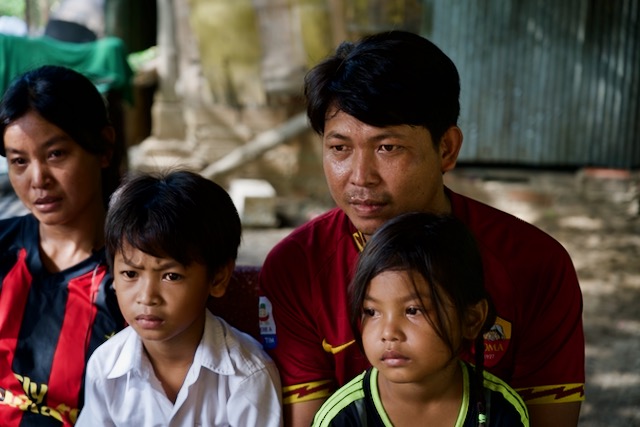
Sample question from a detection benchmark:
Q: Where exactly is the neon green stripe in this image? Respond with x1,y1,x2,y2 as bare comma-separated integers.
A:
482,369,530,426
313,371,366,427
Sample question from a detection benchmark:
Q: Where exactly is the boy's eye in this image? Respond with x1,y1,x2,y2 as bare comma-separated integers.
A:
121,270,137,279
164,272,183,281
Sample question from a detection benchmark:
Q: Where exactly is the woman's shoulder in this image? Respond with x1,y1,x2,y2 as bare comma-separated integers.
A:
0,214,37,254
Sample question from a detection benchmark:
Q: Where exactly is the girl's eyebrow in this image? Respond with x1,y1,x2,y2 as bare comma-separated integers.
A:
363,292,428,304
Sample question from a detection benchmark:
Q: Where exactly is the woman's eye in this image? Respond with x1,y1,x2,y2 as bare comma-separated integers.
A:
9,157,26,166
49,149,64,159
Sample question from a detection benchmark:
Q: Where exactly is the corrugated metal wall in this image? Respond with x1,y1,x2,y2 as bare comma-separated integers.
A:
423,0,640,168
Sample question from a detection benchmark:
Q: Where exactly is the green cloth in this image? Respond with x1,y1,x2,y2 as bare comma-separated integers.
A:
0,34,133,102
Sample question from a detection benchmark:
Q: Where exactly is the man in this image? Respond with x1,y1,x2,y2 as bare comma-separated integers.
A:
259,30,584,427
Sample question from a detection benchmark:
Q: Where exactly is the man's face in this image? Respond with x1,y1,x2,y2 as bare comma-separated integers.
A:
322,109,454,239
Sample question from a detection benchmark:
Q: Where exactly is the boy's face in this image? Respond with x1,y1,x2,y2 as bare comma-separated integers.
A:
360,270,461,387
113,242,225,351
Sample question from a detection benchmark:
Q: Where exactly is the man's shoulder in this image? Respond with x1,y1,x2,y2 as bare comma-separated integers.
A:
449,189,565,250
286,207,350,241
263,207,354,263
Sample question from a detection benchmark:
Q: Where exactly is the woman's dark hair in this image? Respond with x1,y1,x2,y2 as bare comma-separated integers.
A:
0,65,119,206
304,30,460,146
349,212,495,425
105,170,242,278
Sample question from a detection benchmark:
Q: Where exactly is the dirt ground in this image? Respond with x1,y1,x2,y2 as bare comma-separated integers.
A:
238,166,640,426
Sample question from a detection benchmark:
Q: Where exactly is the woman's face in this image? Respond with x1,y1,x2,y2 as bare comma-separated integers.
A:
3,110,109,226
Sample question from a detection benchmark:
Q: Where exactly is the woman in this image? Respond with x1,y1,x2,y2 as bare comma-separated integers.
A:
0,65,124,426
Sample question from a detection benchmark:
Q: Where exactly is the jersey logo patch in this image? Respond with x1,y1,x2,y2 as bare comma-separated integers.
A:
322,338,355,355
259,296,277,349
483,316,511,367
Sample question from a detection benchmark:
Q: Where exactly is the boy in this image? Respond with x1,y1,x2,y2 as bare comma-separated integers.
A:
77,170,282,427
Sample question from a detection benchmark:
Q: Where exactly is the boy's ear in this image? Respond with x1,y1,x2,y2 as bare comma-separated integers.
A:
209,260,235,298
462,299,488,340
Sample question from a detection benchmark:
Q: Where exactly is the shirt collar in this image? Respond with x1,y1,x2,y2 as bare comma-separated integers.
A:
106,311,238,380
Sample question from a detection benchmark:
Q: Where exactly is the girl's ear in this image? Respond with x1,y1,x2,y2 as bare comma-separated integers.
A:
209,260,235,298
462,299,489,340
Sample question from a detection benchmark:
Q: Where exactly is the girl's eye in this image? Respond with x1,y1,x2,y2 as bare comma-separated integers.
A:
362,307,376,317
406,306,423,316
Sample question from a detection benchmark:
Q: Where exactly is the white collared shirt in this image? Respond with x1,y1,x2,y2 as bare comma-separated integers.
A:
77,311,282,427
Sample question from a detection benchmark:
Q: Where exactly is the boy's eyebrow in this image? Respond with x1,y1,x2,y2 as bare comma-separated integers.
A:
119,254,181,271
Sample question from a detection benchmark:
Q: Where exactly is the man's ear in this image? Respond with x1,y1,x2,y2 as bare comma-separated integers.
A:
209,260,235,298
99,125,116,168
439,126,463,173
462,299,489,340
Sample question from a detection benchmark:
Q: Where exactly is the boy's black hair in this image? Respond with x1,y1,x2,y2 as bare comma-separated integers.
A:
304,30,460,146
0,65,119,206
349,212,495,426
105,170,241,278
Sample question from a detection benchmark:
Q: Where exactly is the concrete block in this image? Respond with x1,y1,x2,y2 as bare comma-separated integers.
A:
229,178,277,227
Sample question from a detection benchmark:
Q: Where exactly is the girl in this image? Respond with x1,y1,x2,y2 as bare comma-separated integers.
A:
312,212,529,426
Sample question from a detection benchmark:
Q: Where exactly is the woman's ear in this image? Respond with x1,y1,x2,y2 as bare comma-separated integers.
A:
99,125,116,168
439,126,463,173
462,299,489,340
209,260,235,298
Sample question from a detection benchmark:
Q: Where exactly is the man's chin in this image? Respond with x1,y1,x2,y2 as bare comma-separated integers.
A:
348,216,386,239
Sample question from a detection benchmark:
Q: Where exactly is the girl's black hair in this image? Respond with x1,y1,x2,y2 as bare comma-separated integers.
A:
0,65,120,207
105,169,241,279
349,212,495,425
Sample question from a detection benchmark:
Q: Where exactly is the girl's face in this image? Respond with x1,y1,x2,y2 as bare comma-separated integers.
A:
3,110,108,227
361,269,461,386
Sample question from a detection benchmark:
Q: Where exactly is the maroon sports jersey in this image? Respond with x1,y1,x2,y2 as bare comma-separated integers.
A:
259,188,585,406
